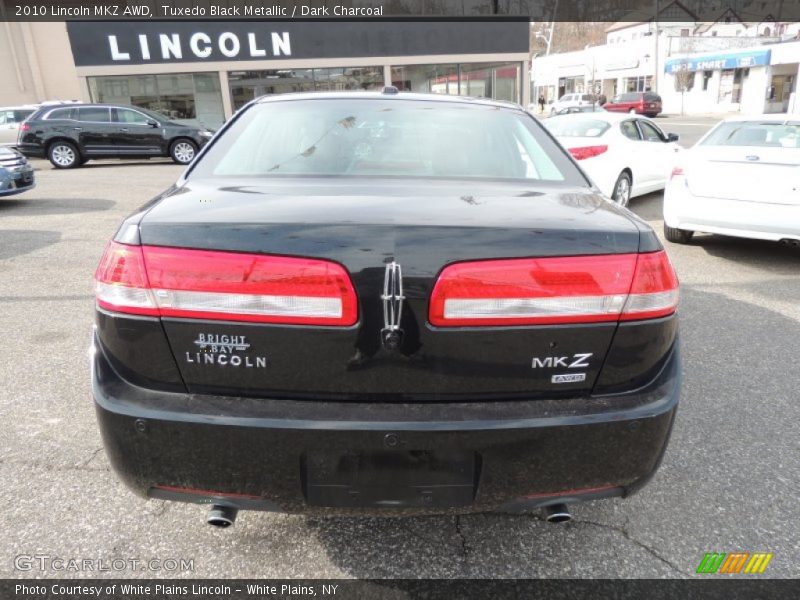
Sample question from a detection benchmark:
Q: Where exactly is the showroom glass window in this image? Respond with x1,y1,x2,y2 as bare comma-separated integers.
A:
88,73,224,130
392,63,521,103
392,64,459,95
229,67,384,110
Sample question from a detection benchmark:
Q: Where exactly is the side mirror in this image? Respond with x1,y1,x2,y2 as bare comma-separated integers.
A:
147,119,159,128
666,133,679,142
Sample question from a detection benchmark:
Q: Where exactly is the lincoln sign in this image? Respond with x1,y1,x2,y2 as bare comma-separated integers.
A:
65,21,531,66
105,30,293,62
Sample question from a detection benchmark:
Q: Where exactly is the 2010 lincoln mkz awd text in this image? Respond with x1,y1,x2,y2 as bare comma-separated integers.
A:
91,89,681,527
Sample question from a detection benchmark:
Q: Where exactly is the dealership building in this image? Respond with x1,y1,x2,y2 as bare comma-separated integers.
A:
0,21,531,129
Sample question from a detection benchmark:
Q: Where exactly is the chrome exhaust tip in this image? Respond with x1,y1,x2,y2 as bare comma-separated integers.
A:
544,503,572,523
207,505,238,528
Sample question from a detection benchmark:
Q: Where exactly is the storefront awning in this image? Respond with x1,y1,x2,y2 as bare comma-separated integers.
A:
664,48,771,73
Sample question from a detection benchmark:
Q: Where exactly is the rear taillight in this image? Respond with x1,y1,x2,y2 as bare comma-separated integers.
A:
19,122,30,133
670,166,685,180
94,242,159,316
95,242,358,326
429,251,678,327
568,145,608,160
619,251,680,321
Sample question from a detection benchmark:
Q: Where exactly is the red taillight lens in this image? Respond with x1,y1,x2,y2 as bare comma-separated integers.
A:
429,251,678,327
620,251,680,321
670,166,685,180
568,145,608,160
94,242,159,316
95,242,358,326
20,122,30,132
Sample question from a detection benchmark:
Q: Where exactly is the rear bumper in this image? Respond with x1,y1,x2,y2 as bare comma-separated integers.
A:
664,183,800,241
92,336,680,515
17,144,45,159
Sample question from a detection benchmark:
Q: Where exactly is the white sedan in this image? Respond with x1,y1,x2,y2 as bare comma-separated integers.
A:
544,112,682,206
663,115,800,245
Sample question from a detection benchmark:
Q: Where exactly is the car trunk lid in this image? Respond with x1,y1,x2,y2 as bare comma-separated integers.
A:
135,178,646,400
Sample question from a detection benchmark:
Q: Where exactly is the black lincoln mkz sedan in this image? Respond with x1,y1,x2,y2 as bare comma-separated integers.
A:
18,103,213,168
92,90,681,527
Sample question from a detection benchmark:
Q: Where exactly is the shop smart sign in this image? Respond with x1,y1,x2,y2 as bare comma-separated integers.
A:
65,21,531,66
665,49,771,73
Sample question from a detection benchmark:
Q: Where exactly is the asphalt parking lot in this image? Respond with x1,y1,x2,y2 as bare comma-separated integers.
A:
2,114,798,579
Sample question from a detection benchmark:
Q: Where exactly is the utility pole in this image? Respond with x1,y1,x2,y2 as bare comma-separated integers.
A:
653,0,659,92
547,0,558,55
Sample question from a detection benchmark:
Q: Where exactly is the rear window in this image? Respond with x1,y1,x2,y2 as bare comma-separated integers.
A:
545,118,611,138
191,99,587,184
701,121,800,148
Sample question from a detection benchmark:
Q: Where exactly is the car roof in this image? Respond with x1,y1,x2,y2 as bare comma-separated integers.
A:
0,105,40,110
720,114,800,123
42,103,137,109
547,111,644,123
254,91,524,111
35,103,150,115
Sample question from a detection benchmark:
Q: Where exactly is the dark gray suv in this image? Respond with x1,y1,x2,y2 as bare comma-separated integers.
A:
18,104,214,168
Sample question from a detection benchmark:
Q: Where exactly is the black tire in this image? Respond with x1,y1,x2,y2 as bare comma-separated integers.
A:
664,224,694,244
611,171,632,207
48,141,81,169
169,139,198,165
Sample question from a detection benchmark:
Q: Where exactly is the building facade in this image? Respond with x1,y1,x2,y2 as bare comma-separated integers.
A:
532,19,800,116
1,21,531,128
662,42,800,114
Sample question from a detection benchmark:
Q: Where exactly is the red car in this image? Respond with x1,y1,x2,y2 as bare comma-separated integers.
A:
604,92,662,118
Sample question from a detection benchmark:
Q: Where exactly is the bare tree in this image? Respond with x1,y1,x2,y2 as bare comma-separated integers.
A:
673,68,694,116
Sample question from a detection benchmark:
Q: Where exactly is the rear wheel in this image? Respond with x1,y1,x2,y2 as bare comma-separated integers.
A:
48,141,80,169
664,224,694,244
170,139,197,165
611,171,632,207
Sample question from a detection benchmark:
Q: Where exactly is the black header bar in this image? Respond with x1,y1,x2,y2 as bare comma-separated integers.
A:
2,1,799,22
5,579,800,600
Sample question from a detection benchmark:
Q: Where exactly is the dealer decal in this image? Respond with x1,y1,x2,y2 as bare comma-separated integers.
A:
185,333,267,368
